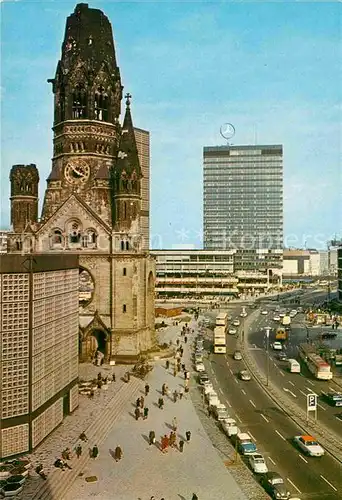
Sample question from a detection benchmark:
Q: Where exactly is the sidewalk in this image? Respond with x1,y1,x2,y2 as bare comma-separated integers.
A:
63,317,249,500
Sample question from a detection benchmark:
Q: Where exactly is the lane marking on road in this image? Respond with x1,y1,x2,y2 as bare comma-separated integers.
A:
288,381,295,387
214,375,218,383
287,478,302,494
335,416,342,421
268,456,276,466
248,431,256,442
329,386,337,392
306,387,318,395
234,378,239,384
320,475,338,492
226,361,230,367
307,380,315,386
298,454,308,463
219,388,224,395
241,389,246,395
275,429,286,441
249,399,256,408
299,389,307,396
226,400,232,408
317,403,326,411
260,413,269,423
278,370,285,377
235,412,242,423
283,387,297,398
229,368,234,375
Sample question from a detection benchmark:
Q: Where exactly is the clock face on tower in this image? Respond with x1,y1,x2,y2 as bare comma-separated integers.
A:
64,159,90,184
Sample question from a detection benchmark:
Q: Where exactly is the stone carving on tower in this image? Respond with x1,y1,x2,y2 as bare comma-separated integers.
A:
7,3,156,363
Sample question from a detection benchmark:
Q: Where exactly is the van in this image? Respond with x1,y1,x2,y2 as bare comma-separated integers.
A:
288,359,300,373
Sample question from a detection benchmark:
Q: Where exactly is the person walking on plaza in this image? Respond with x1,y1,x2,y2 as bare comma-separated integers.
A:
158,397,164,409
75,444,82,459
169,431,176,448
173,390,178,403
162,383,166,396
140,396,145,408
135,407,141,420
184,335,188,344
92,445,99,459
149,430,156,445
186,430,191,442
161,434,169,453
192,494,198,500
79,431,88,442
179,387,184,400
166,359,170,370
143,407,149,420
172,416,178,432
114,445,123,462
112,372,116,382
179,439,184,452
145,383,150,396
136,397,141,408
173,366,177,377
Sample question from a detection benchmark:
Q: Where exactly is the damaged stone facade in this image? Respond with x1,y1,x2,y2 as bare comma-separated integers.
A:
7,3,156,363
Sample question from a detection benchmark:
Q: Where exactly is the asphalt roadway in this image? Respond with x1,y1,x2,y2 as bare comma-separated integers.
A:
248,313,342,437
202,305,342,500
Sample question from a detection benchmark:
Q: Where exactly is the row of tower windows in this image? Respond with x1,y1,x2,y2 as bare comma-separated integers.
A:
71,85,109,121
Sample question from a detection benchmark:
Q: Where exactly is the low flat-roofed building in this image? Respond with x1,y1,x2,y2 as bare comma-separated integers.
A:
0,254,79,459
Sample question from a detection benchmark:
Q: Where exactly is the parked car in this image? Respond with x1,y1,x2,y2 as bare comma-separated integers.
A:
237,432,257,455
293,435,325,457
233,350,242,361
249,453,268,474
195,362,205,373
261,310,268,315
321,391,342,407
0,483,24,497
228,328,237,335
272,341,282,351
239,370,251,381
199,373,210,385
212,403,229,421
260,472,291,499
220,418,239,437
273,315,281,321
233,319,240,326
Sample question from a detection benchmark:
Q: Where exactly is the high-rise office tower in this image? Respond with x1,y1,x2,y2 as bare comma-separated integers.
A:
134,127,150,249
203,144,283,272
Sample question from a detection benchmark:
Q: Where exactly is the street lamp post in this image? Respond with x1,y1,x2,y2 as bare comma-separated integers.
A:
265,327,270,386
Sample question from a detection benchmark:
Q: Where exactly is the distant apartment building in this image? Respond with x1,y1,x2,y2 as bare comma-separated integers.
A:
338,246,342,302
203,144,283,275
0,254,79,459
134,127,150,250
283,249,321,276
151,249,279,298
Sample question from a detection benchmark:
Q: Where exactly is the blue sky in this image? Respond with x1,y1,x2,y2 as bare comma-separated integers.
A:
1,0,341,249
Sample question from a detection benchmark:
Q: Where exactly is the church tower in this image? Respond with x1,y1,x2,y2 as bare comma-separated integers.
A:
10,164,39,233
42,3,123,226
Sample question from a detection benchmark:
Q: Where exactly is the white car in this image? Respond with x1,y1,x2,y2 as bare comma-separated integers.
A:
272,341,282,351
289,309,298,318
293,435,325,457
273,315,280,321
261,310,268,315
240,312,248,317
233,319,240,326
249,453,268,474
195,362,205,373
228,328,237,335
233,350,242,361
239,370,251,381
221,418,239,437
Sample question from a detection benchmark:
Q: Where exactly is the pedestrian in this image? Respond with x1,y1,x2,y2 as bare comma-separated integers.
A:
184,336,188,344
173,390,178,403
181,363,185,371
140,396,145,408
172,416,178,432
135,407,141,420
192,494,198,500
136,397,141,408
166,360,170,370
145,383,150,396
92,445,99,459
162,383,166,396
184,371,188,380
161,434,169,453
173,367,177,377
179,388,184,400
169,431,176,447
179,439,184,452
176,338,180,346
97,372,102,381
149,430,156,445
143,407,149,420
79,431,88,442
158,397,164,409
75,444,82,458
114,445,123,462
112,373,116,382
186,430,191,442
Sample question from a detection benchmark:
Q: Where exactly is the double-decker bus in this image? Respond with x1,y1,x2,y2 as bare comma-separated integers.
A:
298,344,332,380
214,313,228,354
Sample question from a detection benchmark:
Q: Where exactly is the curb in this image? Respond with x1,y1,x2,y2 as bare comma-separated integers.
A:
240,312,342,464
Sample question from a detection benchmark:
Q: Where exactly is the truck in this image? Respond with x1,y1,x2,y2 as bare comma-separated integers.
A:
275,327,287,341
214,326,226,354
221,418,239,437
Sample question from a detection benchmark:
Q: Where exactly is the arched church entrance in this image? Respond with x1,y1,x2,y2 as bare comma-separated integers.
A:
92,329,107,354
